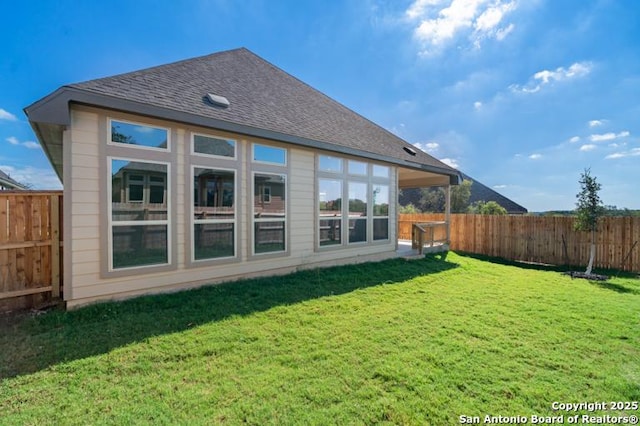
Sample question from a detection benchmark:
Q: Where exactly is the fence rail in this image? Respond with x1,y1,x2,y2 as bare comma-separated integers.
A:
399,214,640,273
0,191,63,313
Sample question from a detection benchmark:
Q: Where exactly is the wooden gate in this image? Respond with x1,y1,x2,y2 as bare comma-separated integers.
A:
0,191,63,313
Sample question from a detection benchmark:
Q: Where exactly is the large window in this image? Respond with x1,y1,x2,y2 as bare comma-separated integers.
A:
253,172,286,254
317,155,391,248
110,158,169,270
192,168,236,261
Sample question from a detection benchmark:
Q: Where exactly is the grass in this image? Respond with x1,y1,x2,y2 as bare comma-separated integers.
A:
1,252,638,425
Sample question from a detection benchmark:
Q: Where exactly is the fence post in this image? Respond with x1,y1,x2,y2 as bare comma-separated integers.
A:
50,194,60,299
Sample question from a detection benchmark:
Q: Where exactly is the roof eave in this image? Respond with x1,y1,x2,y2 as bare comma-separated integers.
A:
25,87,462,183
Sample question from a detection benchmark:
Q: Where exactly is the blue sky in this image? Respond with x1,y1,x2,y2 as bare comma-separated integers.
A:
1,0,638,211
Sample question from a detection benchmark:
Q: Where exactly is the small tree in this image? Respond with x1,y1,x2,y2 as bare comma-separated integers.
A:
574,168,604,275
451,179,473,213
468,200,507,215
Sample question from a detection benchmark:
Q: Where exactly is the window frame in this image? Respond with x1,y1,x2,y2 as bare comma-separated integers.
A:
191,132,237,160
108,118,171,152
251,171,287,256
316,155,392,250
191,165,238,263
252,143,287,166
107,156,171,272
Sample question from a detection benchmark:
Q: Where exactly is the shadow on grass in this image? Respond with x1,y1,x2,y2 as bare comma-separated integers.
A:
0,253,458,379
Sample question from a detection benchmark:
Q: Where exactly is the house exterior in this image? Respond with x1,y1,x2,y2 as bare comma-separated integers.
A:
0,169,28,190
25,48,460,308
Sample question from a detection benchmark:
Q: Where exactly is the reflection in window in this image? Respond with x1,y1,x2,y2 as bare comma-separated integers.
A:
373,165,390,178
253,144,286,165
348,182,367,243
254,173,286,253
319,179,342,246
348,160,367,175
319,155,342,173
193,168,235,260
111,160,167,222
373,184,389,240
110,158,169,270
193,134,236,158
111,120,168,150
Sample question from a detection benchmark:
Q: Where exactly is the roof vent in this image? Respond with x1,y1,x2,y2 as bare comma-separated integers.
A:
206,93,230,108
403,146,417,156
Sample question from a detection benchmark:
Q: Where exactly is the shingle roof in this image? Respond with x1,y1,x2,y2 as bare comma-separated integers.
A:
26,48,459,182
462,173,527,214
399,173,528,214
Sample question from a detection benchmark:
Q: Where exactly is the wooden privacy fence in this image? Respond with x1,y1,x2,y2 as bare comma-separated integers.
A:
0,191,63,313
399,214,640,273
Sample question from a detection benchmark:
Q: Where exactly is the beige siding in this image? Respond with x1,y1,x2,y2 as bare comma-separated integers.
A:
65,105,400,307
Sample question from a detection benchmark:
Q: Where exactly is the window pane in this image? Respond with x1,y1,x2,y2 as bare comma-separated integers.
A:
374,218,389,241
193,135,235,157
194,223,234,260
373,165,390,178
349,218,367,243
319,155,342,173
111,121,168,149
112,225,168,269
348,182,367,215
320,219,341,246
149,185,165,204
348,160,367,175
373,184,389,216
194,168,235,220
319,179,342,214
254,221,285,253
253,144,286,164
112,159,167,221
254,174,285,218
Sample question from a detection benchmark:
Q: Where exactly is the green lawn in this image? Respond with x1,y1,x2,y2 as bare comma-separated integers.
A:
1,252,638,425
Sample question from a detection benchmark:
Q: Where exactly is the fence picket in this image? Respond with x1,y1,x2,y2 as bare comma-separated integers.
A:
399,214,639,273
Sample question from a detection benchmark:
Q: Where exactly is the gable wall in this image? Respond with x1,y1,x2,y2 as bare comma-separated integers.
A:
65,105,397,307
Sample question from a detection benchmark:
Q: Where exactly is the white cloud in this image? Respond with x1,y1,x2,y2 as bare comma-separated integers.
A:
474,101,482,110
0,108,17,121
439,157,460,168
493,184,507,189
569,136,580,143
588,119,604,127
510,61,593,94
414,141,440,153
22,141,41,149
605,147,640,160
529,153,542,160
406,0,518,54
5,136,41,150
579,144,596,152
589,131,629,142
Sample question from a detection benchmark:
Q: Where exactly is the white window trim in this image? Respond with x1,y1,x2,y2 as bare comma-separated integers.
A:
108,118,171,152
252,143,287,166
316,155,392,250
252,171,287,256
318,178,344,248
372,184,390,241
108,157,171,272
191,165,238,262
191,132,237,160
